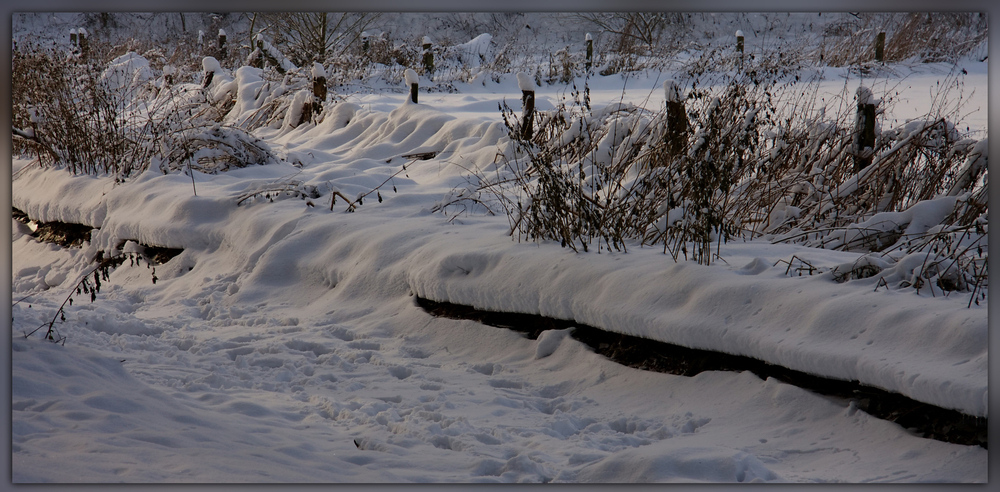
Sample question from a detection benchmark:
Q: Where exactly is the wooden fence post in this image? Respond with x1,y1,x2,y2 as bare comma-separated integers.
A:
361,31,370,54
312,62,327,121
405,68,419,104
422,36,434,75
854,86,877,172
69,28,77,47
163,64,175,86
875,31,885,63
736,30,744,54
77,27,88,56
585,33,593,71
218,29,227,59
664,80,688,158
517,72,535,141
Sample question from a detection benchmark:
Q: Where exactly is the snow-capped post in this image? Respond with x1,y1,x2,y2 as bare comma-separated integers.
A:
735,30,744,54
585,33,593,71
664,80,688,158
77,27,88,56
163,64,175,86
69,28,78,47
854,86,878,172
311,62,327,121
422,36,434,75
361,31,370,54
198,30,205,50
875,31,886,63
202,56,220,89
517,72,535,141
248,46,263,69
218,29,227,58
405,68,419,103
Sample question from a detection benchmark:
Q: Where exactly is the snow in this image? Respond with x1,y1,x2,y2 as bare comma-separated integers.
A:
455,33,493,66
9,12,989,484
202,56,221,74
856,85,881,106
664,80,682,102
404,68,419,86
101,52,153,94
516,72,535,92
311,62,327,79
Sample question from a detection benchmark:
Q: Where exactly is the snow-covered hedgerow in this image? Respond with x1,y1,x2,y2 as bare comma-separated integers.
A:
12,45,276,180
458,48,987,294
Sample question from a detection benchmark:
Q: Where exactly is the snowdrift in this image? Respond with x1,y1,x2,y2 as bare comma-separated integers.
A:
12,96,987,418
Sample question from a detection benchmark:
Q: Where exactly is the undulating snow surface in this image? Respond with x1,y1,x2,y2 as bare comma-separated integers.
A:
10,12,988,483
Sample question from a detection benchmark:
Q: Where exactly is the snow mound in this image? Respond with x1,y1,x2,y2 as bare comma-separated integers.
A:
100,52,152,94
535,328,574,359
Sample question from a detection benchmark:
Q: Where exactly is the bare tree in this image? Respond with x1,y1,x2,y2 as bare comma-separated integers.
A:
257,12,381,66
579,13,685,53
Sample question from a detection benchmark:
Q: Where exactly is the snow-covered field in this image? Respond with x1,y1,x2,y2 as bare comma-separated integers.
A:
8,11,991,483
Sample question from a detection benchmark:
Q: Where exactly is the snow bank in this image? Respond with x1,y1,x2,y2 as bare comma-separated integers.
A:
404,234,987,417
12,99,986,417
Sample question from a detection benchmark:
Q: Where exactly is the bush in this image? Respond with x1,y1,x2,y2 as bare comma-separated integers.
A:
12,43,275,180
450,47,986,291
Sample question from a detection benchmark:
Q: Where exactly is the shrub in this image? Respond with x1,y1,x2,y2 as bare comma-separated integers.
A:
12,44,275,180
449,45,986,291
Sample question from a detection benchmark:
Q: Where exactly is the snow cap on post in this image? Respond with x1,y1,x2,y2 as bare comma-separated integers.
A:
422,36,432,46
312,62,327,79
77,27,87,37
219,28,226,37
735,29,744,38
202,56,221,73
664,80,682,102
516,72,535,92
585,32,592,41
856,85,881,106
404,68,419,86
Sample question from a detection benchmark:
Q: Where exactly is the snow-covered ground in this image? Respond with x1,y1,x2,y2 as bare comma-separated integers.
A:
8,11,990,483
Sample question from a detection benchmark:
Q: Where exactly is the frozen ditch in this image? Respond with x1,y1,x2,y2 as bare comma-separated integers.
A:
416,297,987,448
15,202,987,449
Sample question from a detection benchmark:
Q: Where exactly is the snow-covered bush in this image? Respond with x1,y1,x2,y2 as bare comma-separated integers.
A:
11,46,160,179
222,64,326,132
817,12,987,67
463,45,986,286
12,44,276,180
